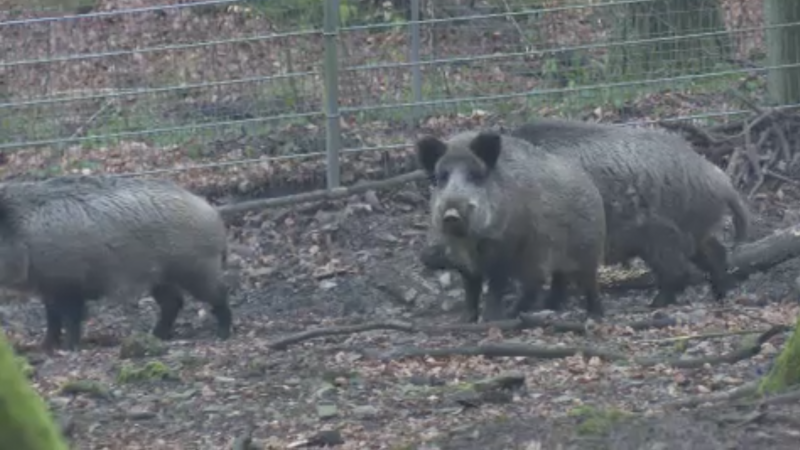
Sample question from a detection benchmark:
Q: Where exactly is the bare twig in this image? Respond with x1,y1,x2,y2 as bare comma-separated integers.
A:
268,320,414,350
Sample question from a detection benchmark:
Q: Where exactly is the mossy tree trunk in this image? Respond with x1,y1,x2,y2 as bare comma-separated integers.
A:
610,0,730,79
0,332,68,450
764,0,800,105
759,314,800,395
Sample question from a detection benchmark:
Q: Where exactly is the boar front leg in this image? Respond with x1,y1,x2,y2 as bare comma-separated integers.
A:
459,271,483,323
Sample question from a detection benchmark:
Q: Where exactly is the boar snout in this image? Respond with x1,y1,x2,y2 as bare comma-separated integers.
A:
442,206,472,237
442,207,464,235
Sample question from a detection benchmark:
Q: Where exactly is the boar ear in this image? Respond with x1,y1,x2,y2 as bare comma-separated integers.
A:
470,131,502,170
416,136,447,174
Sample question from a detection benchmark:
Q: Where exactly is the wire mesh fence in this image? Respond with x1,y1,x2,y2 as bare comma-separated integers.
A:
0,0,798,196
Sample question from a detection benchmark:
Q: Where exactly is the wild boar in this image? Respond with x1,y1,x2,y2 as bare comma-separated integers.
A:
509,118,751,307
0,175,232,350
417,130,606,322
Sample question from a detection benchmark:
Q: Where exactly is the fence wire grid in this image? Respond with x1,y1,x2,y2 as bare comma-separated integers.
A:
0,0,798,193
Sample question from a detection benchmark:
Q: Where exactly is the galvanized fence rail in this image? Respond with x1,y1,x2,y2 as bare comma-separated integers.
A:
0,0,798,192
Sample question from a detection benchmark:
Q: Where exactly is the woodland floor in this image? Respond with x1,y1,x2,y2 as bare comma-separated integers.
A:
1,175,800,450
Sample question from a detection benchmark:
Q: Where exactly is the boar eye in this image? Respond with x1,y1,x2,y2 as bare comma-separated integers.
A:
435,169,450,187
466,169,486,183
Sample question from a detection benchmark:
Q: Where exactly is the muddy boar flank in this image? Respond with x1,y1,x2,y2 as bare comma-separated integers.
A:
0,175,232,350
417,130,606,322
509,118,751,306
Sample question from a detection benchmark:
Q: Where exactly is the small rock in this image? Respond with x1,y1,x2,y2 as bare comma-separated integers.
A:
238,180,252,193
316,403,338,420
364,190,381,209
304,429,345,447
441,296,461,312
127,409,156,420
394,191,423,206
438,272,452,288
319,279,337,290
352,405,379,419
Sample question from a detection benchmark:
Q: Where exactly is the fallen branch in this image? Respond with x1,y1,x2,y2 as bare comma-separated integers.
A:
267,314,680,350
268,320,414,350
667,385,800,413
361,325,788,368
662,381,760,410
216,170,427,218
637,328,770,345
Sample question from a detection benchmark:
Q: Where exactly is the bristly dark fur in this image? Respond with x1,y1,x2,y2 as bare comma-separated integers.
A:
0,175,233,351
418,130,606,323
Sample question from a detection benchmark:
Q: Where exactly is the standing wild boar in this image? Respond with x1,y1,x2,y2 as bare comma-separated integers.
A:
417,130,606,322
422,118,751,308
0,175,233,350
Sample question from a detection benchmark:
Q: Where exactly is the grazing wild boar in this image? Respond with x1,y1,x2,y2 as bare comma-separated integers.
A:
417,130,607,322
422,118,751,308
0,175,233,350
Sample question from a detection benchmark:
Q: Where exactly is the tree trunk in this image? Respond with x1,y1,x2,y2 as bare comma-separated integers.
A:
611,0,730,78
765,0,800,105
0,333,68,450
760,314,800,395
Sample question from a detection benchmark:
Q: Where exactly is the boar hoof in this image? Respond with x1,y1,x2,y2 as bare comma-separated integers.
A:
459,310,479,323
586,305,605,320
152,326,174,341
481,307,506,323
41,337,61,353
216,326,232,340
648,292,676,308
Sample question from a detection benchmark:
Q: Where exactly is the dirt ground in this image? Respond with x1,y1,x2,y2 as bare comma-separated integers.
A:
1,176,799,450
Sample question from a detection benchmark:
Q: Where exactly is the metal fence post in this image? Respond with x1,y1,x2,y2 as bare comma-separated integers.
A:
323,0,342,189
409,0,422,124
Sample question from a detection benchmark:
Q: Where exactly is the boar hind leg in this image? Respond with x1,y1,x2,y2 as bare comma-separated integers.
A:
576,270,604,319
691,236,733,301
542,271,569,312
151,283,185,340
61,297,86,351
460,272,483,323
41,299,63,351
182,278,233,340
638,222,693,308
41,292,85,351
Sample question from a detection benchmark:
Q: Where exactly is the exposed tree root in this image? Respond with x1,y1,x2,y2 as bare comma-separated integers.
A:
355,324,787,367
